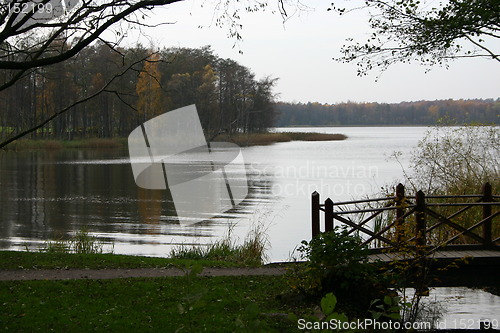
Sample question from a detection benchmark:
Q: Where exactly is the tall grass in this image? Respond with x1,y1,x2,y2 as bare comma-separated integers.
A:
214,132,291,146
403,124,499,195
212,131,347,146
397,124,499,244
348,124,500,248
4,139,64,150
37,229,111,254
3,132,346,150
170,220,270,266
283,132,347,141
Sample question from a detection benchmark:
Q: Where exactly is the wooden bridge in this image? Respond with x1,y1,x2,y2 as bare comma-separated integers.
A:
311,183,500,287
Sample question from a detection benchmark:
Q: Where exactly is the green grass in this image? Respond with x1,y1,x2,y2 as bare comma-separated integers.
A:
0,275,302,332
0,251,242,270
2,139,65,150
0,250,311,331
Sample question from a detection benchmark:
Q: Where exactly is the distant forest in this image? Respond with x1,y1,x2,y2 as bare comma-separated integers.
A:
275,100,500,126
0,44,277,140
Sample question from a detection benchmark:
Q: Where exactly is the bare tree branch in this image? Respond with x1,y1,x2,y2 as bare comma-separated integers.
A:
464,35,500,62
0,0,184,70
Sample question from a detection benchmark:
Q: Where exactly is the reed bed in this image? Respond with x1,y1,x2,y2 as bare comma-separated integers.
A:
212,131,347,146
2,138,127,150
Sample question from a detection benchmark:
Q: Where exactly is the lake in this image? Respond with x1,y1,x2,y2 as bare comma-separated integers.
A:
0,126,427,258
1,126,499,326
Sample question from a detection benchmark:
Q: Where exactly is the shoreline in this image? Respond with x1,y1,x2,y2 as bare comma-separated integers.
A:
212,132,347,147
0,131,347,151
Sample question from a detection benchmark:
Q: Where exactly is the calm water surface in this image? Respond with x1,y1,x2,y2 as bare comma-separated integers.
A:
1,126,499,324
1,126,425,258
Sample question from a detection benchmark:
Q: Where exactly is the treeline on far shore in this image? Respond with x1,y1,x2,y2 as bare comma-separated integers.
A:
275,99,500,126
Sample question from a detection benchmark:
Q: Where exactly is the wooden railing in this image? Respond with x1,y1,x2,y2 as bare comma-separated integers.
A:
311,183,499,254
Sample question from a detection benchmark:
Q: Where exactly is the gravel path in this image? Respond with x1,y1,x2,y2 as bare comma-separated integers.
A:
0,266,286,281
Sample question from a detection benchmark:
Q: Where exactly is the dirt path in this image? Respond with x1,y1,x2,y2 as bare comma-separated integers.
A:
0,266,286,281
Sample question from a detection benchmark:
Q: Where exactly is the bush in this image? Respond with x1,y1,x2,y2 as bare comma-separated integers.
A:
402,124,499,194
288,227,389,317
297,227,371,289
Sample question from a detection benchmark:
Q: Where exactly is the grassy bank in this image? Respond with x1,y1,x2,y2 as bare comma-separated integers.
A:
1,132,346,151
0,275,300,332
0,251,304,332
0,251,242,270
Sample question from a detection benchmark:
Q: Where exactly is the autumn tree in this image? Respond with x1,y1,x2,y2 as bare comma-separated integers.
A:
0,42,278,141
162,47,277,134
0,0,288,148
0,0,181,147
196,64,219,131
136,53,164,122
216,58,254,133
250,76,278,131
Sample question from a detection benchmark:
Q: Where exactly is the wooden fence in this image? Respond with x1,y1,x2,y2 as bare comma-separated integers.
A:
311,183,499,254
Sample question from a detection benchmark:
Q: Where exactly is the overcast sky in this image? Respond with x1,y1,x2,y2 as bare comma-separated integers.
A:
123,0,500,104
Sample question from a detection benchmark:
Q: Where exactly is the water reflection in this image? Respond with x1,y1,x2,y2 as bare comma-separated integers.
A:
409,287,500,329
0,149,272,253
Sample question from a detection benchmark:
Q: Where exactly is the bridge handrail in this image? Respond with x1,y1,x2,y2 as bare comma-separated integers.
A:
311,182,498,252
321,196,397,206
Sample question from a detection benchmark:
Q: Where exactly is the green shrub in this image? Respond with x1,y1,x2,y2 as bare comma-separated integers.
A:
287,227,391,317
297,227,371,289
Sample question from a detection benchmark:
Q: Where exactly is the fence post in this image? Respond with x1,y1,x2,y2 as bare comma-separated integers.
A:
395,183,406,244
414,190,429,296
415,190,427,254
312,191,320,238
482,182,492,248
325,198,334,233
